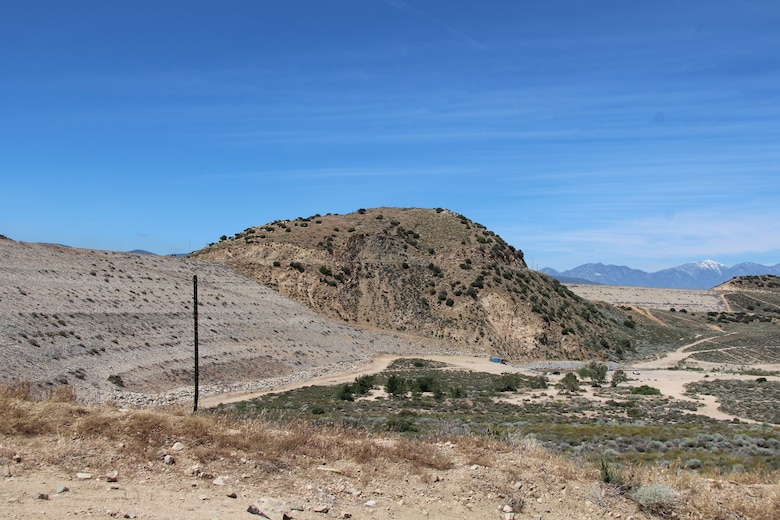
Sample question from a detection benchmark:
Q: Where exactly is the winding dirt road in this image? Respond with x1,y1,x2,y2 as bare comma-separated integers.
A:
202,342,779,425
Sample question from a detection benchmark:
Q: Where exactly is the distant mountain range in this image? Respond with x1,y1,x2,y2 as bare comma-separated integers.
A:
541,260,780,289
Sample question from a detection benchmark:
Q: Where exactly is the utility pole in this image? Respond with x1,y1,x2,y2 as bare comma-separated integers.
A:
193,274,199,412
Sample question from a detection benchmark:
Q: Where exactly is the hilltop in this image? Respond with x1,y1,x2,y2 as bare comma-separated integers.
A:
193,207,636,361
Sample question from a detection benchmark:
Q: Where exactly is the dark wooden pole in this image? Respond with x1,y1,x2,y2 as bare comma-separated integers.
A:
193,274,199,412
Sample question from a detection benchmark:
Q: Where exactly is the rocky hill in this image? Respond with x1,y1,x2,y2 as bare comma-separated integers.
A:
193,208,634,361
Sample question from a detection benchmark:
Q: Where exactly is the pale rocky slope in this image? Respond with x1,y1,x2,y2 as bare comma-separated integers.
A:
0,237,432,404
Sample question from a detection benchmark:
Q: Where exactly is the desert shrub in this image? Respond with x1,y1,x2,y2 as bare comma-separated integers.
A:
290,262,305,272
353,375,375,395
628,483,679,515
611,370,629,387
338,384,354,401
559,373,580,393
385,374,407,397
529,375,548,389
319,265,332,276
683,458,702,469
578,361,608,386
386,411,418,432
0,382,33,400
599,457,624,487
496,374,520,392
631,385,661,396
108,374,124,387
413,375,440,394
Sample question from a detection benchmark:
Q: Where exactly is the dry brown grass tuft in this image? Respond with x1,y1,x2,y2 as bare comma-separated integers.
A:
385,438,454,470
47,385,78,403
0,382,33,400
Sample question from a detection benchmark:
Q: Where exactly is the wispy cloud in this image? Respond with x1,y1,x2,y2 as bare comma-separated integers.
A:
508,209,780,271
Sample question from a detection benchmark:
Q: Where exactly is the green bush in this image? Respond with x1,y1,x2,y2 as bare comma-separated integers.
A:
611,369,629,387
559,373,580,393
412,377,437,394
386,413,418,432
354,375,375,395
631,385,661,396
496,373,520,392
599,457,624,486
338,384,354,401
385,374,407,397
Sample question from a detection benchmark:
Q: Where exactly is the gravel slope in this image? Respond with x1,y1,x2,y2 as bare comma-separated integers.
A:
0,239,434,405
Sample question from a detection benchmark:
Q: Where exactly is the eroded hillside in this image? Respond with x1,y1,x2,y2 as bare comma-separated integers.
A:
193,207,636,361
0,238,429,403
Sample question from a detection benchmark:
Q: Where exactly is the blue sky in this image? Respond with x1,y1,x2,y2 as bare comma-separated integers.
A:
2,1,779,271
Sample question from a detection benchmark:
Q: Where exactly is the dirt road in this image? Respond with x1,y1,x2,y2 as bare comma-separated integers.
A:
200,354,528,408
202,345,780,425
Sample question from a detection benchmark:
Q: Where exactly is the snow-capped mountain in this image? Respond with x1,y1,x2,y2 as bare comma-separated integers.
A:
541,261,780,289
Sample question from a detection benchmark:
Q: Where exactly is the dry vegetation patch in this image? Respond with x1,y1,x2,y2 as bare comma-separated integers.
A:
2,387,777,519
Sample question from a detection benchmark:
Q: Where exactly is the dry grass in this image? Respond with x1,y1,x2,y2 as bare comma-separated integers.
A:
1,383,777,518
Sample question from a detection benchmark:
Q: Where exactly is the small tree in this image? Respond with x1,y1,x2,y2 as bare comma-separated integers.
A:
353,374,375,395
558,372,580,394
590,361,609,386
385,374,406,397
338,383,354,401
611,369,629,387
578,361,608,387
